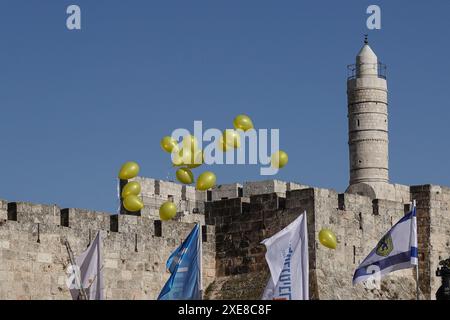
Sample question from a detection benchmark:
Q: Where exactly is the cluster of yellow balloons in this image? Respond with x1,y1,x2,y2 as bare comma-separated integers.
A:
318,228,337,249
118,162,144,212
157,114,289,220
160,134,217,220
160,133,217,192
226,114,289,169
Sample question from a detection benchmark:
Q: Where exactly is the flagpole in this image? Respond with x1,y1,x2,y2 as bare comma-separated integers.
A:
416,262,419,300
413,199,419,300
64,239,88,300
198,222,203,300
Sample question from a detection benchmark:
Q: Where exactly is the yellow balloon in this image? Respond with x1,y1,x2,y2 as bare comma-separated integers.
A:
219,129,241,152
176,168,194,184
196,171,216,191
182,134,198,153
172,148,192,167
121,181,141,198
233,114,254,132
159,201,177,221
218,134,231,152
123,194,144,212
118,161,140,180
171,149,183,166
318,229,337,249
271,150,289,169
160,136,179,153
187,150,204,169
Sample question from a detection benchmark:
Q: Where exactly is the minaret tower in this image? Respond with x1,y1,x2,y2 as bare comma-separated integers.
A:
346,36,390,199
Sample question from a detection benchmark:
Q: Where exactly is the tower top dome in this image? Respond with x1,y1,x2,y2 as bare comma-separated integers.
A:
354,36,379,77
357,44,378,64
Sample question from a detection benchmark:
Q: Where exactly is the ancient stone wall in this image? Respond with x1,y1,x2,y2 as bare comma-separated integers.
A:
205,185,448,300
0,179,449,300
0,199,215,300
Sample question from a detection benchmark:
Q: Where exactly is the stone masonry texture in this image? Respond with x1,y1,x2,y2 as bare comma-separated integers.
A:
0,178,449,299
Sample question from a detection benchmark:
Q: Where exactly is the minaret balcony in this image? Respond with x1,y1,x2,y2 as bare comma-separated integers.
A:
347,62,387,80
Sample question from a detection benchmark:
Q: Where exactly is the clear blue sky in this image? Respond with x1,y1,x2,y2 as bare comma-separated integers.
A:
0,1,449,212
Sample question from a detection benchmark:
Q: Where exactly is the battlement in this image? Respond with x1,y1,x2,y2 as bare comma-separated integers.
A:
202,183,450,300
1,179,449,299
119,178,310,220
0,179,311,237
0,199,213,241
0,194,216,299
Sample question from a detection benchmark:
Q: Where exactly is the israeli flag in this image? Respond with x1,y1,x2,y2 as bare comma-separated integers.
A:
157,224,201,300
353,204,418,285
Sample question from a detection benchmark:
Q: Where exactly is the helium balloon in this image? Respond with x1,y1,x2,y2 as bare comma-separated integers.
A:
218,134,231,152
176,167,194,184
121,181,141,198
172,148,192,167
196,171,216,191
233,114,254,132
225,129,241,149
171,149,184,166
123,194,144,212
118,161,140,180
187,150,204,169
182,134,199,153
271,150,289,169
318,229,337,249
219,129,241,152
159,201,177,221
160,136,179,153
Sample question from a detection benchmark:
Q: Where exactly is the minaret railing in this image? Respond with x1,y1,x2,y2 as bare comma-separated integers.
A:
347,62,387,80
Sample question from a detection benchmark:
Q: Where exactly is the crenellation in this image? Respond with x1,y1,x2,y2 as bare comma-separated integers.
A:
249,193,282,213
0,177,449,300
9,202,60,226
154,179,183,198
243,180,289,197
211,183,242,201
286,182,309,191
131,176,155,196
60,208,110,231
285,188,315,209
0,184,219,299
0,200,7,221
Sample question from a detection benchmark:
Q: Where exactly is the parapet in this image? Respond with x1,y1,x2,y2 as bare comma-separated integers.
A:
243,180,289,197
0,198,212,243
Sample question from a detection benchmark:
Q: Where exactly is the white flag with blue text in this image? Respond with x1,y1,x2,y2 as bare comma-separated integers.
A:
261,212,309,300
353,205,418,285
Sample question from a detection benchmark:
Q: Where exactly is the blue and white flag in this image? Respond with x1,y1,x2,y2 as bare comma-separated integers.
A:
353,204,418,285
261,212,309,300
157,224,201,300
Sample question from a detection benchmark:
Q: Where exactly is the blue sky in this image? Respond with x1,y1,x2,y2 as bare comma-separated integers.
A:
0,1,449,212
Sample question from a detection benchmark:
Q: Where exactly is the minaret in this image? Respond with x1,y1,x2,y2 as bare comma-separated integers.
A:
346,36,390,199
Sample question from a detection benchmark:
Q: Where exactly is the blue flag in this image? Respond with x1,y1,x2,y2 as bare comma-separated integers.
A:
157,224,201,300
353,205,418,285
